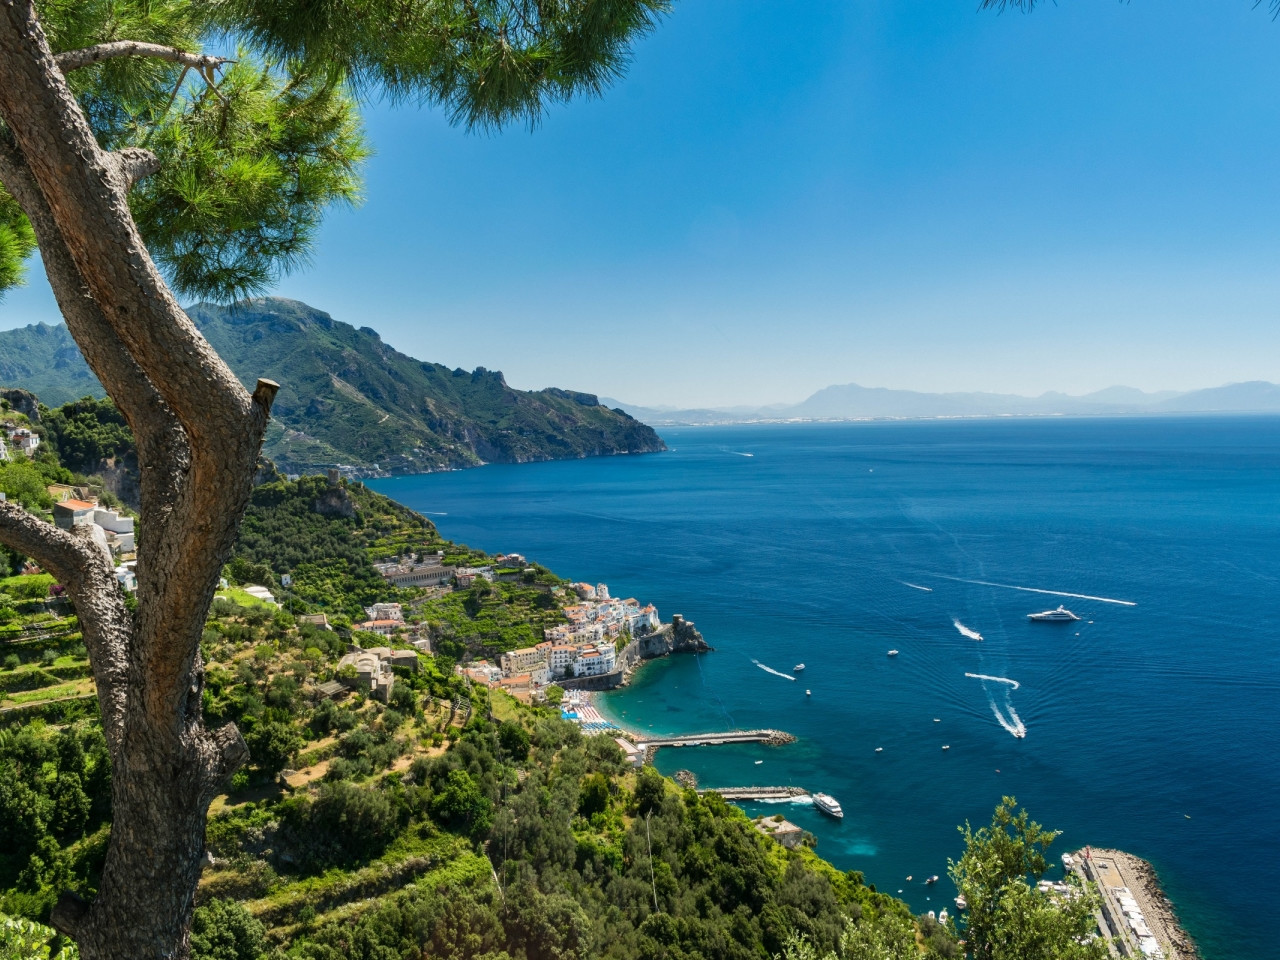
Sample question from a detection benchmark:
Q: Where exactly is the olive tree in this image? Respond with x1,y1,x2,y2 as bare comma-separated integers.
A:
0,1,667,956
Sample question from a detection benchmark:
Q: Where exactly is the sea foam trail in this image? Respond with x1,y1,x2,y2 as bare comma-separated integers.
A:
901,581,933,592
953,620,984,641
990,701,1027,739
965,672,1021,691
930,574,1136,607
752,659,797,681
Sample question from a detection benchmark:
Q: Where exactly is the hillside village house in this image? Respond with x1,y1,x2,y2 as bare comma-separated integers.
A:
353,619,401,638
52,499,135,556
365,602,404,621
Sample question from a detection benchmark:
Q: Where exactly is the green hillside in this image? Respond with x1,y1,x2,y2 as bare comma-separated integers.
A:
0,298,665,475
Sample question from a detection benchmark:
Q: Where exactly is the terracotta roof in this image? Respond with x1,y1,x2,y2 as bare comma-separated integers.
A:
57,499,97,511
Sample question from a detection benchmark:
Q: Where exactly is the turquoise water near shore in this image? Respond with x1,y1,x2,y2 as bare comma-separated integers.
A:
372,417,1280,960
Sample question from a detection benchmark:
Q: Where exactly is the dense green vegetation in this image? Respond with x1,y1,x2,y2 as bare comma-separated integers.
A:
39,398,133,481
0,299,666,475
0,425,1096,960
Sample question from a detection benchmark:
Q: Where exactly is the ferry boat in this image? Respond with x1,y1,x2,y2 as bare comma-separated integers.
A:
1027,605,1080,622
793,663,806,672
812,792,843,819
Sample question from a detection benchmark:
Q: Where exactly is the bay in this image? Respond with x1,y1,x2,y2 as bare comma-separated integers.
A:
371,416,1280,960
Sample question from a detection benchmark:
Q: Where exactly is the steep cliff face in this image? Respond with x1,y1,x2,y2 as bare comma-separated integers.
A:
637,614,713,659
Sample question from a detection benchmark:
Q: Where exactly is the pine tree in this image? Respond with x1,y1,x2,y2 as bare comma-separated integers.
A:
0,1,667,956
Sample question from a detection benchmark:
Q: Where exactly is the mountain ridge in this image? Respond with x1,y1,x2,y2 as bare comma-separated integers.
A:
606,379,1280,425
0,298,665,476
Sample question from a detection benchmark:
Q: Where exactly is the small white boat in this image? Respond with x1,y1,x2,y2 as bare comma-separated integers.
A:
887,649,899,657
793,663,806,672
933,718,940,722
812,792,843,819
926,875,939,884
941,745,950,751
875,747,883,753
1013,729,1026,739
805,689,811,696
955,895,967,910
754,760,763,765
1028,605,1080,622
938,908,950,925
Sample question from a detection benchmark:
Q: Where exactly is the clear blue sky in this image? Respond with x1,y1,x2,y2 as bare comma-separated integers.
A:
5,1,1280,407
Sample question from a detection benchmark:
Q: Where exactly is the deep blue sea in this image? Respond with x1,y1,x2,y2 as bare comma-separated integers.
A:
371,417,1280,960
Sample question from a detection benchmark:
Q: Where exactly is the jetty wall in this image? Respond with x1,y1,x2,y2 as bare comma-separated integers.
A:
558,616,712,692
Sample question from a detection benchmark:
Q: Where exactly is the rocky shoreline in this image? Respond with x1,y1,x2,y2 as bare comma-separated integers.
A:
1074,847,1201,960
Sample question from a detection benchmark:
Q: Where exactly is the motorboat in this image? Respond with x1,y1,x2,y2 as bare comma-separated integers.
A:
938,908,949,925
1013,729,1026,739
793,663,805,672
875,747,883,753
812,792,843,819
805,689,811,696
941,745,950,751
1027,605,1080,622
955,895,968,910
926,875,939,884
887,649,899,657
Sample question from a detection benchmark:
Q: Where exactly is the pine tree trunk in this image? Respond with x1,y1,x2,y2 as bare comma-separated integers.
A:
0,2,275,956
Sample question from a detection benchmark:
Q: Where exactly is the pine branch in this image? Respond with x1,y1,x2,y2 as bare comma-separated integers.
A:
55,41,229,74
0,501,130,751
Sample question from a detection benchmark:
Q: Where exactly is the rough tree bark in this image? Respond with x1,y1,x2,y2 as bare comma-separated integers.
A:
0,2,277,956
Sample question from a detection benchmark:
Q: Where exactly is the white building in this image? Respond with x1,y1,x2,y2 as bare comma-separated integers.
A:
365,602,404,622
572,641,617,677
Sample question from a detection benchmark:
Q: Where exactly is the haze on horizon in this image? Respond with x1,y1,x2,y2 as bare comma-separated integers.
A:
3,1,1280,410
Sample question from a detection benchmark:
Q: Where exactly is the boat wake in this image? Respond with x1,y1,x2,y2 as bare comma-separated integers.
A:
990,701,1027,739
930,575,1135,607
901,581,933,592
965,672,1020,691
953,620,983,641
966,673,1027,737
752,659,797,681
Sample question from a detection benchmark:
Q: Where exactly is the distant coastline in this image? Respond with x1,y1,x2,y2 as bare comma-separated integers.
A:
606,380,1280,427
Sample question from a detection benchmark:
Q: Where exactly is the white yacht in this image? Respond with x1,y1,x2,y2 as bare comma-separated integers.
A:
1027,605,1080,622
812,792,843,819
793,663,806,672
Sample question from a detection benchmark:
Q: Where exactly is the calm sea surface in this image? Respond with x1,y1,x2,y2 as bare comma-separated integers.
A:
371,417,1280,960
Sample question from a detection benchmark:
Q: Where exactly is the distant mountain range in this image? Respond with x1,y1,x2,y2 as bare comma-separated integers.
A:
0,298,665,476
606,380,1280,425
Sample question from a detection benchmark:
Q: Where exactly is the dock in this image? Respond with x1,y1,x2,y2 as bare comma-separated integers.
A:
1067,848,1200,960
635,729,796,749
697,785,808,801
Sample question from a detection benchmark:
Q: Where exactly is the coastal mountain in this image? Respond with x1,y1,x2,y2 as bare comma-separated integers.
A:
0,298,665,475
606,379,1280,425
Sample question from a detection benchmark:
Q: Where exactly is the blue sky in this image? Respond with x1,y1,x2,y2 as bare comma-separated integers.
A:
6,1,1280,407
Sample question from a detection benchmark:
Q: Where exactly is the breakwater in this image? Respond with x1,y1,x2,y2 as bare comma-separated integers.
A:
698,786,808,801
1070,848,1200,960
636,728,796,763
